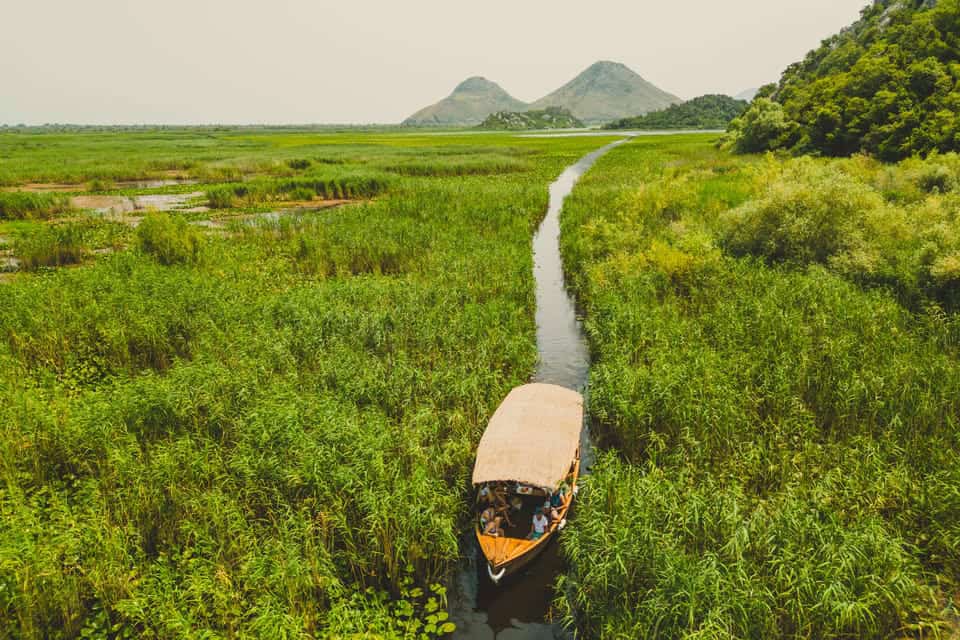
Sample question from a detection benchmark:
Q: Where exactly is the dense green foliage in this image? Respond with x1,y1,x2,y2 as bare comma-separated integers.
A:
476,107,584,131
558,135,960,638
727,0,960,159
604,94,747,130
0,128,621,638
0,192,72,221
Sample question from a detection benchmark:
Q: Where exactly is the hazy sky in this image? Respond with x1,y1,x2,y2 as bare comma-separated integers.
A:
2,0,869,125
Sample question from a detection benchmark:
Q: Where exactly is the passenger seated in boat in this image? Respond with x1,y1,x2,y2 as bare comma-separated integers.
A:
480,506,497,529
527,507,549,540
480,483,514,526
484,515,504,537
544,491,563,522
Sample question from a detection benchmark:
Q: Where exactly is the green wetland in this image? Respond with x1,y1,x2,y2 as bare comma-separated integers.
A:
2,127,960,639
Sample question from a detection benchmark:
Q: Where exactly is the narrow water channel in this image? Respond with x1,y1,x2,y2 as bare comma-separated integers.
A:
449,138,631,640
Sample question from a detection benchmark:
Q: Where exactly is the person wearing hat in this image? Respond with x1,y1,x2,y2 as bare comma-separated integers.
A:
528,506,549,540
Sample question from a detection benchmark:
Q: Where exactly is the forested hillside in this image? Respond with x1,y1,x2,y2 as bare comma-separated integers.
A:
477,107,583,130
727,0,960,159
604,95,747,130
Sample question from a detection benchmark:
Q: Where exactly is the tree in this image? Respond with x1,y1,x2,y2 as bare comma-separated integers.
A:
726,99,799,154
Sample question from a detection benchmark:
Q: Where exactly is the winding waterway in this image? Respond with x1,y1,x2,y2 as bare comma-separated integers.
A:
449,138,631,639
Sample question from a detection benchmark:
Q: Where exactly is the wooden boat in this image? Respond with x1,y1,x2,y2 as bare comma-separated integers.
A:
472,383,583,584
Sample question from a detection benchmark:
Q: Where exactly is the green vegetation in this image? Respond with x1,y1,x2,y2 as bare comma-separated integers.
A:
604,94,747,130
204,173,391,209
0,127,620,638
9,119,958,640
0,192,72,220
87,178,117,193
135,213,205,265
14,223,89,270
557,134,960,638
726,0,960,159
477,107,583,131
383,156,530,177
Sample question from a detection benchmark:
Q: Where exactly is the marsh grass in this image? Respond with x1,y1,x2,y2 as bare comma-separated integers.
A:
286,158,312,170
135,213,204,265
0,129,609,638
206,174,391,209
558,135,960,639
383,155,531,177
14,223,90,269
86,178,116,193
0,192,72,220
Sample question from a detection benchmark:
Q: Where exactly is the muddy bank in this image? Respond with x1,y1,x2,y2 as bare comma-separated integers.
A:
1,256,21,272
2,179,196,193
70,192,206,215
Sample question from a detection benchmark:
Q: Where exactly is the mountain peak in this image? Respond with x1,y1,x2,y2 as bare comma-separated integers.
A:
529,61,681,124
585,60,630,73
453,77,501,93
403,77,527,126
403,62,681,127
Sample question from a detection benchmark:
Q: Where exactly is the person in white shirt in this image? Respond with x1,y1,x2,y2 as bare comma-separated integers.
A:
528,507,549,540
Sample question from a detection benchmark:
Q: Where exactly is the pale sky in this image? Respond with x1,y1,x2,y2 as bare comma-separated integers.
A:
1,0,868,125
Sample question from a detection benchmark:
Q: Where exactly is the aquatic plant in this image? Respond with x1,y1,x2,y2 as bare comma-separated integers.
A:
0,128,611,637
14,222,89,269
0,192,72,220
205,173,391,208
135,212,204,265
558,134,960,638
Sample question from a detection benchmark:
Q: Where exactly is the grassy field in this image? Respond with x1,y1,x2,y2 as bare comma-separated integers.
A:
558,135,960,638
7,126,959,639
0,128,623,638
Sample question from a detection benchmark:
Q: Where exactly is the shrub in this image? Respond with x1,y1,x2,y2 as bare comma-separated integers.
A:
721,159,884,265
135,213,204,265
559,136,960,637
725,99,800,154
916,163,958,194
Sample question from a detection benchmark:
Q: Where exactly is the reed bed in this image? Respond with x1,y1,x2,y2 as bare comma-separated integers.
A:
205,173,392,209
382,155,531,177
0,192,72,220
557,135,960,638
0,129,609,638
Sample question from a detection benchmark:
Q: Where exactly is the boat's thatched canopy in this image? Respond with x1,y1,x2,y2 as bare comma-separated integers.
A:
472,383,583,491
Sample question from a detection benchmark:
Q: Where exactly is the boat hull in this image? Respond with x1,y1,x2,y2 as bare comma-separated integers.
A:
475,456,579,584
481,527,556,583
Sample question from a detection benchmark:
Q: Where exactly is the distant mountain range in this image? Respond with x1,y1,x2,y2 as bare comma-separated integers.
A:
403,61,681,127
